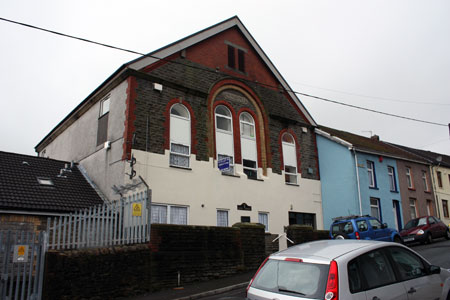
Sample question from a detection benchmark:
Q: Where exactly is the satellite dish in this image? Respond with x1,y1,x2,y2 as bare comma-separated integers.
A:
436,156,442,163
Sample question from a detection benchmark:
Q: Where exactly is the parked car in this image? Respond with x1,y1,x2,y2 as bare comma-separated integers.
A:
330,215,402,242
400,216,450,244
246,240,450,300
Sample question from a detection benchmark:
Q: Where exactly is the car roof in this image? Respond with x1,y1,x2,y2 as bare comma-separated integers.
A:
332,215,374,223
270,240,388,263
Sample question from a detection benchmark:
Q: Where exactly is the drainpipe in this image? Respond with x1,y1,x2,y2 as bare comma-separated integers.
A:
353,149,363,216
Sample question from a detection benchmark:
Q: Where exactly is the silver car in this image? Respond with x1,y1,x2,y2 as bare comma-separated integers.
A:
246,240,450,300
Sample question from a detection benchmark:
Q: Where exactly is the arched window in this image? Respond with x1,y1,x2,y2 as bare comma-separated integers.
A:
240,112,258,179
170,103,190,168
282,133,298,184
215,105,234,174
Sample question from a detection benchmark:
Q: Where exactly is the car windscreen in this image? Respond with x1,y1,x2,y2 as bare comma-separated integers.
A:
404,217,427,229
250,259,329,299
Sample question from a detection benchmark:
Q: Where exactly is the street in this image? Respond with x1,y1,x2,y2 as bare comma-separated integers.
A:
200,238,450,300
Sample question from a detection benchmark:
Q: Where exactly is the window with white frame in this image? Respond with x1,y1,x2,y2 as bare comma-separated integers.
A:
422,171,430,192
170,104,191,168
258,212,269,232
406,167,414,189
370,197,380,219
240,112,258,180
409,198,417,219
151,204,188,225
437,171,443,188
282,133,298,185
215,105,235,174
388,166,397,191
97,95,111,146
217,210,229,227
367,161,376,188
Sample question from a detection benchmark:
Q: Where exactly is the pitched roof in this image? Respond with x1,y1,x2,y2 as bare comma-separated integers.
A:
0,151,104,214
388,144,450,168
36,16,316,152
317,126,429,163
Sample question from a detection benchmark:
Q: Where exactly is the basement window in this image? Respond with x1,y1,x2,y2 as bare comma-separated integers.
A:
37,177,54,186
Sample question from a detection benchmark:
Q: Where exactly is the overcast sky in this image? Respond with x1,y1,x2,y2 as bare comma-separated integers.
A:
1,0,449,157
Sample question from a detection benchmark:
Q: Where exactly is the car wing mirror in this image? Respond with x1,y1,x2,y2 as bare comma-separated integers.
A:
381,223,387,229
430,265,441,275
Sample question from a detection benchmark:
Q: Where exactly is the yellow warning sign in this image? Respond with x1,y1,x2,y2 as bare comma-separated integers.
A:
18,246,25,256
132,203,142,217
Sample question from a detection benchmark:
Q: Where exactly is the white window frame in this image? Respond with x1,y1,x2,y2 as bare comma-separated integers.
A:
151,204,188,225
170,104,191,168
367,161,376,188
215,105,235,175
422,171,429,192
258,212,269,232
370,198,380,219
387,166,396,191
99,96,110,117
239,112,258,180
217,210,229,227
406,167,414,189
282,133,298,185
409,198,417,219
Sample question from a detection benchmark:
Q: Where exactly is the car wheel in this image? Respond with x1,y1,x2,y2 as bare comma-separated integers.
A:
393,236,403,244
333,232,349,240
446,230,450,240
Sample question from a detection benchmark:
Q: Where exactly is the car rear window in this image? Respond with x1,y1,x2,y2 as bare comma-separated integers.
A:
332,221,354,234
250,259,329,299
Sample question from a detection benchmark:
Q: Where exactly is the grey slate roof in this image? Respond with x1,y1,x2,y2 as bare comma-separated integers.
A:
388,144,450,168
0,151,104,214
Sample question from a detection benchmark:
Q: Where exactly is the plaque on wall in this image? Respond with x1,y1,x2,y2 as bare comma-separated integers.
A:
237,203,252,211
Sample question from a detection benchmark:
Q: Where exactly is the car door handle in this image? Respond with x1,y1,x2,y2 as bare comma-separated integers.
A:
408,287,417,294
372,297,380,300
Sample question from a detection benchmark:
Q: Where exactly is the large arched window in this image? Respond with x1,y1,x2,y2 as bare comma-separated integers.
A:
240,112,258,179
215,105,234,174
170,103,191,168
282,133,298,184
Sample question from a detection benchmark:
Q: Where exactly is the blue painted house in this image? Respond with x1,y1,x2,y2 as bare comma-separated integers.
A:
315,127,417,231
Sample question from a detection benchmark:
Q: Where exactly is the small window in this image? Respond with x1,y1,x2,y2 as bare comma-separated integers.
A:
282,133,298,185
410,198,417,219
422,171,429,191
170,103,191,168
215,105,232,132
238,49,245,72
258,213,269,232
406,167,414,189
367,161,376,188
437,171,443,188
443,200,449,218
100,96,110,117
151,204,188,225
243,159,258,180
387,166,397,191
37,177,54,186
370,198,380,220
227,45,235,69
217,210,229,227
240,112,255,138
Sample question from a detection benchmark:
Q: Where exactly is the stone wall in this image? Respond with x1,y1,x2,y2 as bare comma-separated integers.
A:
286,224,330,246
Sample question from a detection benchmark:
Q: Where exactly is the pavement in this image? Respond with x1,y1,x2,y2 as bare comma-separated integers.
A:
122,272,254,300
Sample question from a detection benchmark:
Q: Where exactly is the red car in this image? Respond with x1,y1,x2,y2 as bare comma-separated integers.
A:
400,216,450,244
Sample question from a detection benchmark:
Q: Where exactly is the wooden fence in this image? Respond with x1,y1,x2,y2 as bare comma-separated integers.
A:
47,192,150,250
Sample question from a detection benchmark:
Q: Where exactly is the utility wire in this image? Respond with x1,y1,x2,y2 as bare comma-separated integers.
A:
0,16,448,127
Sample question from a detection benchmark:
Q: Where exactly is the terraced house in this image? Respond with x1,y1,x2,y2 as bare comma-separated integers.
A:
35,17,323,249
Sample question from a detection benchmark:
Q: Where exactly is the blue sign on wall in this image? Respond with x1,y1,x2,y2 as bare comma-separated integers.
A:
218,157,230,171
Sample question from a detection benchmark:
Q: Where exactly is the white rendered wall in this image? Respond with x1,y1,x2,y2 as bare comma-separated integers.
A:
130,149,323,249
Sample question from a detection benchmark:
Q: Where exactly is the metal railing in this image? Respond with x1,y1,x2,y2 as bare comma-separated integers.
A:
47,191,150,250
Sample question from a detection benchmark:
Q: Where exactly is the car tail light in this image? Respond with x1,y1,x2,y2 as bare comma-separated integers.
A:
355,231,360,240
246,257,269,296
325,260,338,300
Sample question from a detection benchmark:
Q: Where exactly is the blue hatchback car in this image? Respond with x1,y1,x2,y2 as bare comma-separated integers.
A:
330,215,402,242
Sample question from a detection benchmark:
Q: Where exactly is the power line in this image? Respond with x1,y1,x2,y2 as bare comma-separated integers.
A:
0,16,448,127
